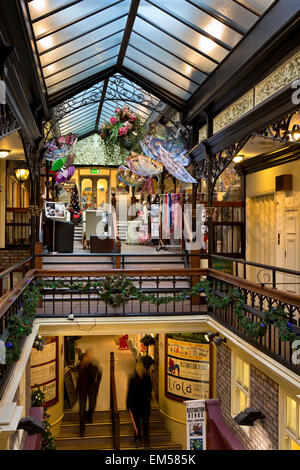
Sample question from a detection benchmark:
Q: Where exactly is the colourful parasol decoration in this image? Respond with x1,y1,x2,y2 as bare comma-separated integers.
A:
117,166,145,187
51,157,66,171
55,165,75,184
44,134,78,164
126,152,163,177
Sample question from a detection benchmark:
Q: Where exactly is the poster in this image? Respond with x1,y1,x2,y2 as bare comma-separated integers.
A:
30,336,58,407
186,399,206,450
166,336,210,401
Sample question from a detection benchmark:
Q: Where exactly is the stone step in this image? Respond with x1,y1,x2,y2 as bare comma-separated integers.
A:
62,409,162,424
55,437,181,451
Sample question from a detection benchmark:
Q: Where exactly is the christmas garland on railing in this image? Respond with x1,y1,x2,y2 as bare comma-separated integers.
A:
5,284,41,366
3,276,299,371
37,276,300,343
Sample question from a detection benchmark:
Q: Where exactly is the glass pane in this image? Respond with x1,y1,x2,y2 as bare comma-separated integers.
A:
123,57,191,100
35,1,130,53
156,0,242,47
138,0,228,63
198,0,258,30
243,362,250,390
45,47,119,87
126,45,198,95
236,0,276,16
287,396,297,434
133,17,216,75
291,439,300,451
239,390,248,412
129,32,206,85
43,36,122,77
33,0,117,38
236,357,243,384
29,0,77,21
47,58,116,95
40,19,125,67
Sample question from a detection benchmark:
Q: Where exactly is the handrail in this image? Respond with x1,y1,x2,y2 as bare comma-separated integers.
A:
110,352,120,450
0,256,34,280
212,254,300,278
0,270,35,321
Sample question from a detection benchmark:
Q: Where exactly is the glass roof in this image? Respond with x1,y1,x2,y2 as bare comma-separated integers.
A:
55,73,164,137
26,0,277,103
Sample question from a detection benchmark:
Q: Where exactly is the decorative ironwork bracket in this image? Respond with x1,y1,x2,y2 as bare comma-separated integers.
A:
255,110,300,144
0,103,20,139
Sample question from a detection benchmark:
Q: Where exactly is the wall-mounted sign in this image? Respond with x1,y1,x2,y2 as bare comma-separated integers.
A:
165,335,210,401
31,336,58,407
90,169,100,174
186,399,206,450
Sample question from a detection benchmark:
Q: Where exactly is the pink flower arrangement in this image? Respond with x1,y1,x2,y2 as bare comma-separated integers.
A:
118,127,128,136
99,106,142,148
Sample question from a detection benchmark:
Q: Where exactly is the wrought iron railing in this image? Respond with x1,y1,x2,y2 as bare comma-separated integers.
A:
5,208,31,248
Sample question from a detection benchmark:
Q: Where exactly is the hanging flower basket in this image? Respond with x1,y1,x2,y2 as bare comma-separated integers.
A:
99,106,144,150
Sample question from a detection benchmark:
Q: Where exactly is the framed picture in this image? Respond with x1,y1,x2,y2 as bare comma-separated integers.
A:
44,201,66,219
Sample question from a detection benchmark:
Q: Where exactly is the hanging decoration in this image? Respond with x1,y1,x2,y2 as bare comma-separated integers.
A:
158,145,197,184
126,152,163,176
117,165,145,188
33,335,46,351
44,134,77,162
55,165,75,184
99,106,144,150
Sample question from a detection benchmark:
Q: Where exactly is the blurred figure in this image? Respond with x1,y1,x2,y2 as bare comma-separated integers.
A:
76,348,102,436
126,361,152,447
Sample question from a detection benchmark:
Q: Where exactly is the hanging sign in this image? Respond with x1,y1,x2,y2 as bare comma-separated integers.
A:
159,145,197,184
30,336,58,407
166,336,210,401
186,399,206,450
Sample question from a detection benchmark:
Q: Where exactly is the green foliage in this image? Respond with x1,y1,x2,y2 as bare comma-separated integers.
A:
31,386,56,450
5,284,41,365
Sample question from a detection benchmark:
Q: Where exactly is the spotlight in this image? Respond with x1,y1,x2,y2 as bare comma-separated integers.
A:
234,408,265,426
212,336,227,346
68,314,75,321
233,155,244,164
17,416,45,435
204,332,219,342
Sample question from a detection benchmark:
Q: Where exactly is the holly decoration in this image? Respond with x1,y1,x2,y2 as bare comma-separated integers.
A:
31,386,56,450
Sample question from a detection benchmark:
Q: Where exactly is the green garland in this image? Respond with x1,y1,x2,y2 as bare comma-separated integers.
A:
37,276,300,343
5,284,41,365
31,386,56,450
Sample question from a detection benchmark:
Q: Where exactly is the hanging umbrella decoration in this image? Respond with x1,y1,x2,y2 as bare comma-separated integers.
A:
117,165,145,188
140,121,197,184
44,133,77,184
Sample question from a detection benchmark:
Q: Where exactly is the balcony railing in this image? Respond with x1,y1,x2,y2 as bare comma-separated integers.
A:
1,261,300,399
5,208,31,248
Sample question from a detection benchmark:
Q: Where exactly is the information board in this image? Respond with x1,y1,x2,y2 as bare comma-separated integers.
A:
166,336,210,401
186,399,206,450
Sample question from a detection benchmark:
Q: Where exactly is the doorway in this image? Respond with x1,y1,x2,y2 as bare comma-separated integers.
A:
80,175,110,210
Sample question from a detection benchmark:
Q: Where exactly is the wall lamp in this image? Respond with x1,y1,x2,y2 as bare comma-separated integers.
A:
234,408,265,426
0,150,10,158
204,332,227,346
15,163,30,182
232,154,244,164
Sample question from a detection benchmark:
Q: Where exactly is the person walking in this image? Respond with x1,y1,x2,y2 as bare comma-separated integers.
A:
126,361,152,447
76,349,102,436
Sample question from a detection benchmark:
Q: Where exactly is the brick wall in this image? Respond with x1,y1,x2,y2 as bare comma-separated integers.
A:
216,343,279,450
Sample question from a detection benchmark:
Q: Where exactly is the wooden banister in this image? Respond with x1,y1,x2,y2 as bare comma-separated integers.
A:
110,352,120,450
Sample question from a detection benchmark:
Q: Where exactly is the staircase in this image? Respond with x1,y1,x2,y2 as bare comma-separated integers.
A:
74,224,82,243
117,222,128,241
55,409,182,450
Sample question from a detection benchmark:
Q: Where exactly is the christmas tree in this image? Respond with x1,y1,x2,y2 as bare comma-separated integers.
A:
31,386,56,450
69,184,81,224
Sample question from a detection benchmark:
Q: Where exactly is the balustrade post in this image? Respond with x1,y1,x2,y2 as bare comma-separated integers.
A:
34,242,43,270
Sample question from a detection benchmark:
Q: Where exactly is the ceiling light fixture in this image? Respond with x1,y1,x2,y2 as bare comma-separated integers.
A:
0,150,10,158
233,155,244,164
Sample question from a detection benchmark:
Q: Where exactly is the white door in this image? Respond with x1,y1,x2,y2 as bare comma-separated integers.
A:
283,210,298,293
250,194,276,285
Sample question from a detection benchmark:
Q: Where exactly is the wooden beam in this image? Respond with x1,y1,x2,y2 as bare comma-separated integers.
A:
116,0,140,68
95,78,109,131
